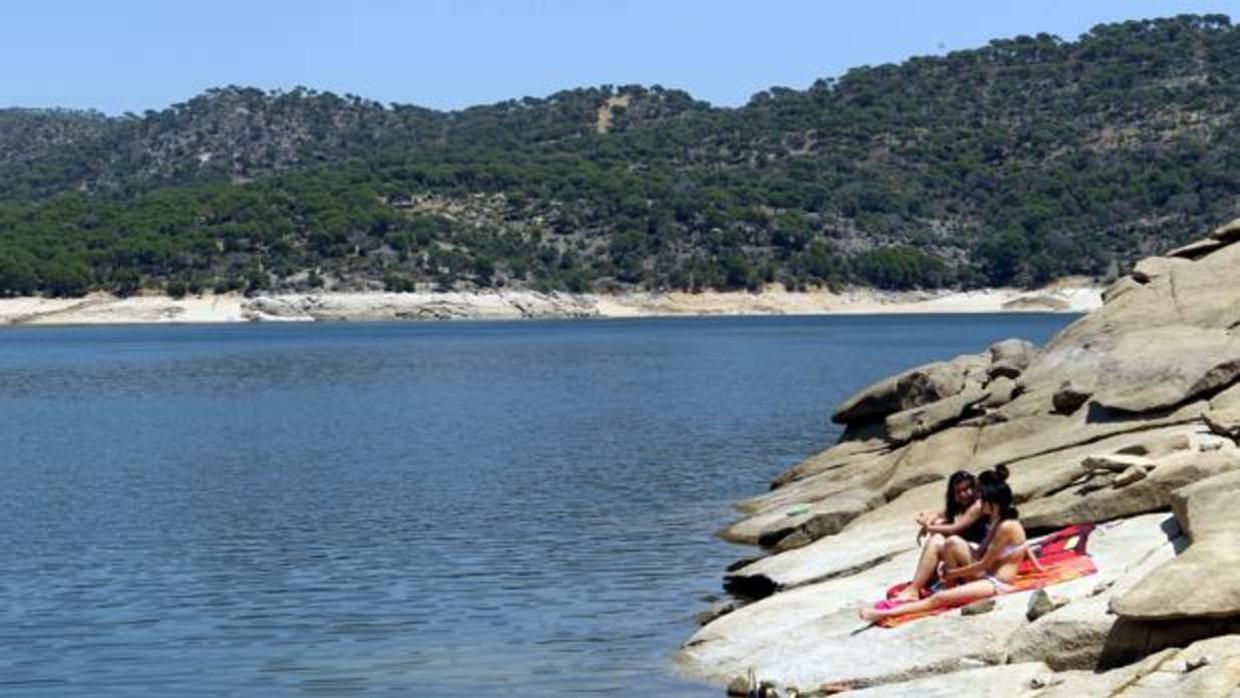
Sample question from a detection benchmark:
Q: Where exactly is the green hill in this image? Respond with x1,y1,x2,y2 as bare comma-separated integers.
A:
2,14,1239,297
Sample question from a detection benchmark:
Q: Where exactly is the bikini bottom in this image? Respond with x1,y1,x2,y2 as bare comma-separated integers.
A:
984,574,1016,594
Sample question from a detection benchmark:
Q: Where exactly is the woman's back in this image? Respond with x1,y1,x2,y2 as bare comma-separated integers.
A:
988,519,1030,582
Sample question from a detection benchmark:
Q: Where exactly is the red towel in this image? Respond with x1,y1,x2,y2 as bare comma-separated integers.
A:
875,524,1097,628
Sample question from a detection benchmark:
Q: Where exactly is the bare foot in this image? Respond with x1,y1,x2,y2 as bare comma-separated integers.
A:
858,607,881,622
892,585,920,603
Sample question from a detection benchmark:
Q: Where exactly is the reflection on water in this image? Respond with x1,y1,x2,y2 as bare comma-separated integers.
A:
0,315,1072,695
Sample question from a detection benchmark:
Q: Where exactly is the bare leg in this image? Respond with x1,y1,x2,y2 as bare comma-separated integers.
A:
940,536,974,582
894,534,945,601
860,579,997,622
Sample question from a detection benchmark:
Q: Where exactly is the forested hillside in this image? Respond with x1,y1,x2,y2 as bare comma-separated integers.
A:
2,14,1239,297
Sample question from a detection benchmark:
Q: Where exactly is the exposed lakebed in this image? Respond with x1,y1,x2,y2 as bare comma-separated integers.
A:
0,315,1071,696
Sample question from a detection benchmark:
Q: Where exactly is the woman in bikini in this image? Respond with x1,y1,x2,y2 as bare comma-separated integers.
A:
891,470,989,602
861,465,1043,622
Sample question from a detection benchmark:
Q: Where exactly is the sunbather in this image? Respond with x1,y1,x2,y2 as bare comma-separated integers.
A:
861,465,1042,622
891,470,989,602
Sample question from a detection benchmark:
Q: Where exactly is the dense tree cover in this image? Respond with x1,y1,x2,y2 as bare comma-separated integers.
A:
2,14,1240,297
0,85,704,201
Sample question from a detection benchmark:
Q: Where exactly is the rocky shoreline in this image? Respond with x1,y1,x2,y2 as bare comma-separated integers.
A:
0,286,1100,327
677,218,1240,696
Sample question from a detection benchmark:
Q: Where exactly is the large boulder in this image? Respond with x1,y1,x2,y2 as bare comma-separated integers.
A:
1204,381,1240,438
1111,470,1240,620
885,385,987,443
1090,326,1240,413
1019,241,1240,404
832,353,988,426
988,338,1039,378
981,376,1019,408
973,414,1208,509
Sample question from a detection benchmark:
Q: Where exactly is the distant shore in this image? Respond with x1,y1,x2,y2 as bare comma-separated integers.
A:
0,285,1102,327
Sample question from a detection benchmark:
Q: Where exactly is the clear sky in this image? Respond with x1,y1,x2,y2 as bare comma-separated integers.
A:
3,0,1236,114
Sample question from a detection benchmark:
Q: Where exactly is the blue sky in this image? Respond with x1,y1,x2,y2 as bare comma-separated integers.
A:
3,0,1235,114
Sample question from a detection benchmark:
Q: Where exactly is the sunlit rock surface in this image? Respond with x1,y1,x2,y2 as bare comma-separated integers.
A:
680,219,1240,695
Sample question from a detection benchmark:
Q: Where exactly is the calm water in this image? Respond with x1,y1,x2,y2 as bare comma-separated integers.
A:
0,315,1073,696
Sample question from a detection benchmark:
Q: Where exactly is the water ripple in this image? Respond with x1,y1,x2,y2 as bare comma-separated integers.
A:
0,316,1073,695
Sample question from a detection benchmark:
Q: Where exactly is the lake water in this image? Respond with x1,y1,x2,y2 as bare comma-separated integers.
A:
0,314,1074,696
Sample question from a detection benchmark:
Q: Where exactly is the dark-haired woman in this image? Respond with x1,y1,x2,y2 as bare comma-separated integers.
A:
891,470,988,602
861,466,1043,622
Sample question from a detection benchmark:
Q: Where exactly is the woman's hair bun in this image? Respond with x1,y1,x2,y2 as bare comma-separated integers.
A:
994,464,1010,482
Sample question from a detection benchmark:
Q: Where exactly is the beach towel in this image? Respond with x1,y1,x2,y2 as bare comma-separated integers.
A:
875,524,1097,628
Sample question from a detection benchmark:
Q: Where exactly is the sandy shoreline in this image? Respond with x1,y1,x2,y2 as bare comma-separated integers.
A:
0,286,1102,327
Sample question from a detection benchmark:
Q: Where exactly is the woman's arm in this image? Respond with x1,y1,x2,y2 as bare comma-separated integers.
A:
943,520,1017,581
923,501,983,536
1024,545,1045,573
915,511,948,541
916,510,948,527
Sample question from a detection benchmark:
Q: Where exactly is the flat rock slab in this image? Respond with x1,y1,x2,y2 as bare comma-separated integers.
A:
740,447,902,516
721,489,883,546
996,422,1205,510
683,511,1174,692
768,428,895,489
1204,407,1240,438
1166,236,1228,259
1213,216,1240,242
1021,433,1239,530
1007,513,1181,670
678,553,1029,690
723,482,949,596
726,521,916,596
1038,634,1240,697
968,399,1205,482
843,662,1052,697
883,425,979,499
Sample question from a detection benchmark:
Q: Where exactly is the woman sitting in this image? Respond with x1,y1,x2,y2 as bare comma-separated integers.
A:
861,465,1042,622
891,470,988,602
